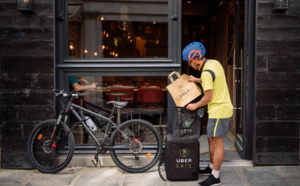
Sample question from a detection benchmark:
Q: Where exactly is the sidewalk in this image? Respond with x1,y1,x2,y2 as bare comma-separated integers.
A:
0,165,299,186
1,135,299,185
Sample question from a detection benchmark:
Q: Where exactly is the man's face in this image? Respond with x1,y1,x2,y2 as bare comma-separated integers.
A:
187,56,199,70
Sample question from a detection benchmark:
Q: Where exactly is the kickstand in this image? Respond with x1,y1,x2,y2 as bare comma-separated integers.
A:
92,153,99,167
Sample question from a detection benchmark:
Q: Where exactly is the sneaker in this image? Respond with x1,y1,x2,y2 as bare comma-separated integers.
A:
198,174,221,186
199,165,212,175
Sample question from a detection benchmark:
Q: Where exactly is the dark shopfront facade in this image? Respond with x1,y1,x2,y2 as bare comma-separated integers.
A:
0,0,299,169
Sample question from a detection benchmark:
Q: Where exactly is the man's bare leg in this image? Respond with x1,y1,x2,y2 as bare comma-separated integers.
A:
211,137,224,171
208,137,214,165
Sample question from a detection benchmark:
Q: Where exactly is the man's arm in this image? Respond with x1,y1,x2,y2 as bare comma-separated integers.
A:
72,83,97,91
186,89,212,111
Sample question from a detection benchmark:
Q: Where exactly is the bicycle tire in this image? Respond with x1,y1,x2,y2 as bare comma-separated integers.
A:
27,119,75,173
109,119,162,173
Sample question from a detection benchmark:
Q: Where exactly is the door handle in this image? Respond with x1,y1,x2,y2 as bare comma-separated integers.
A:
172,14,178,21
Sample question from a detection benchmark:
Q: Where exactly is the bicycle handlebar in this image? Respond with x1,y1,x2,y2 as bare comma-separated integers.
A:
53,90,80,99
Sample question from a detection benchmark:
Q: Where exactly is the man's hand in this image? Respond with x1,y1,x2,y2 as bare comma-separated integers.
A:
89,83,97,89
186,89,213,111
188,75,201,83
186,103,199,111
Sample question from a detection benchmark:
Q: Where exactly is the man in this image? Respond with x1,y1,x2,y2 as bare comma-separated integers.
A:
182,41,233,186
69,76,97,140
69,76,97,91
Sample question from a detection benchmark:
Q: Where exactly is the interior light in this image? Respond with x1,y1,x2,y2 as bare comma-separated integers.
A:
84,49,88,54
187,1,192,4
18,0,33,12
219,1,223,6
94,52,98,56
69,41,75,50
118,21,132,32
101,17,104,21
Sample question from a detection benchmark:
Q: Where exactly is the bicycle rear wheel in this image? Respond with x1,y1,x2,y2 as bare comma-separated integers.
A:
110,119,162,173
27,119,75,173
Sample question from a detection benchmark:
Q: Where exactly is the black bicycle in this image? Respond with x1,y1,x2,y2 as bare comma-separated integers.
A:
27,90,163,174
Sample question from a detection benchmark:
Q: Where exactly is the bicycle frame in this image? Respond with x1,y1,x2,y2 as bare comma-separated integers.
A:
70,103,121,148
54,95,132,151
49,92,158,153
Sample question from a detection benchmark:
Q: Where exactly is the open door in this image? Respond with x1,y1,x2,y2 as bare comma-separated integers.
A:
181,0,251,160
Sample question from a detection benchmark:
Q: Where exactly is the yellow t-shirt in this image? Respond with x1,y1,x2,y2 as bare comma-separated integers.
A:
201,59,233,118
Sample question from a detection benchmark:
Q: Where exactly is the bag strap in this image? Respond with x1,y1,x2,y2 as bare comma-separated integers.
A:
158,148,167,181
198,69,215,94
200,58,208,74
200,59,215,82
177,107,182,126
203,69,215,81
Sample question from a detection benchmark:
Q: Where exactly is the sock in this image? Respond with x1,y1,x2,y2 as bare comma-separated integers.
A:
211,169,220,179
209,163,213,169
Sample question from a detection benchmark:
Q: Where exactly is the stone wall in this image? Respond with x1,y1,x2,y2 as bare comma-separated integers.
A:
0,0,54,168
255,0,300,165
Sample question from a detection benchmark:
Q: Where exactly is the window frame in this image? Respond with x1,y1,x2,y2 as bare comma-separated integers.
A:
55,0,182,133
56,0,180,65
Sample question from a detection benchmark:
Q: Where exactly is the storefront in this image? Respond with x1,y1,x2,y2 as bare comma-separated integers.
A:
56,0,178,135
0,0,299,169
57,0,255,161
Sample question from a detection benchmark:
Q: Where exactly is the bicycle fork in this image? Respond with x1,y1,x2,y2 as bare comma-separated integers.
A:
47,113,65,150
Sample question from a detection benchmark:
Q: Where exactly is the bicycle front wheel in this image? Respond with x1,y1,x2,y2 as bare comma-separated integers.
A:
110,119,162,173
27,119,75,173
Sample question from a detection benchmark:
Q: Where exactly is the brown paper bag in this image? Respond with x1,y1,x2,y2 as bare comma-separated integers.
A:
166,72,202,107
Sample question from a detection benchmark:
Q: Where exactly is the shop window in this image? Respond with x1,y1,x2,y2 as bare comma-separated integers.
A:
68,0,168,59
68,75,168,127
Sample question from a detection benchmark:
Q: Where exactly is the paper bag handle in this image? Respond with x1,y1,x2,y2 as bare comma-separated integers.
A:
168,71,181,82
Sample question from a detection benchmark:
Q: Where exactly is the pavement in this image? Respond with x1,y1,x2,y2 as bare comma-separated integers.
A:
0,135,299,186
0,164,299,186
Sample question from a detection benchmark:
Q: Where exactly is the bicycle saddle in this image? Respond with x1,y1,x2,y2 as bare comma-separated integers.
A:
107,101,128,108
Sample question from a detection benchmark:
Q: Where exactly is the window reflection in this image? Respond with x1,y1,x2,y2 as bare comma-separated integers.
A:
68,75,167,123
68,75,168,144
68,0,168,59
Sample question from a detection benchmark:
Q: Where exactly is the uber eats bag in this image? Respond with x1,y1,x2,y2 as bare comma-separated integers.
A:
164,134,199,181
172,106,203,139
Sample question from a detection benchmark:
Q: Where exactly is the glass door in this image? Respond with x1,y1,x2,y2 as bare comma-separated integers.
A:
234,0,246,159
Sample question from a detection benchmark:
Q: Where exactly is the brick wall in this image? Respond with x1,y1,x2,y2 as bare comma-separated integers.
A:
0,0,54,168
254,0,300,165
